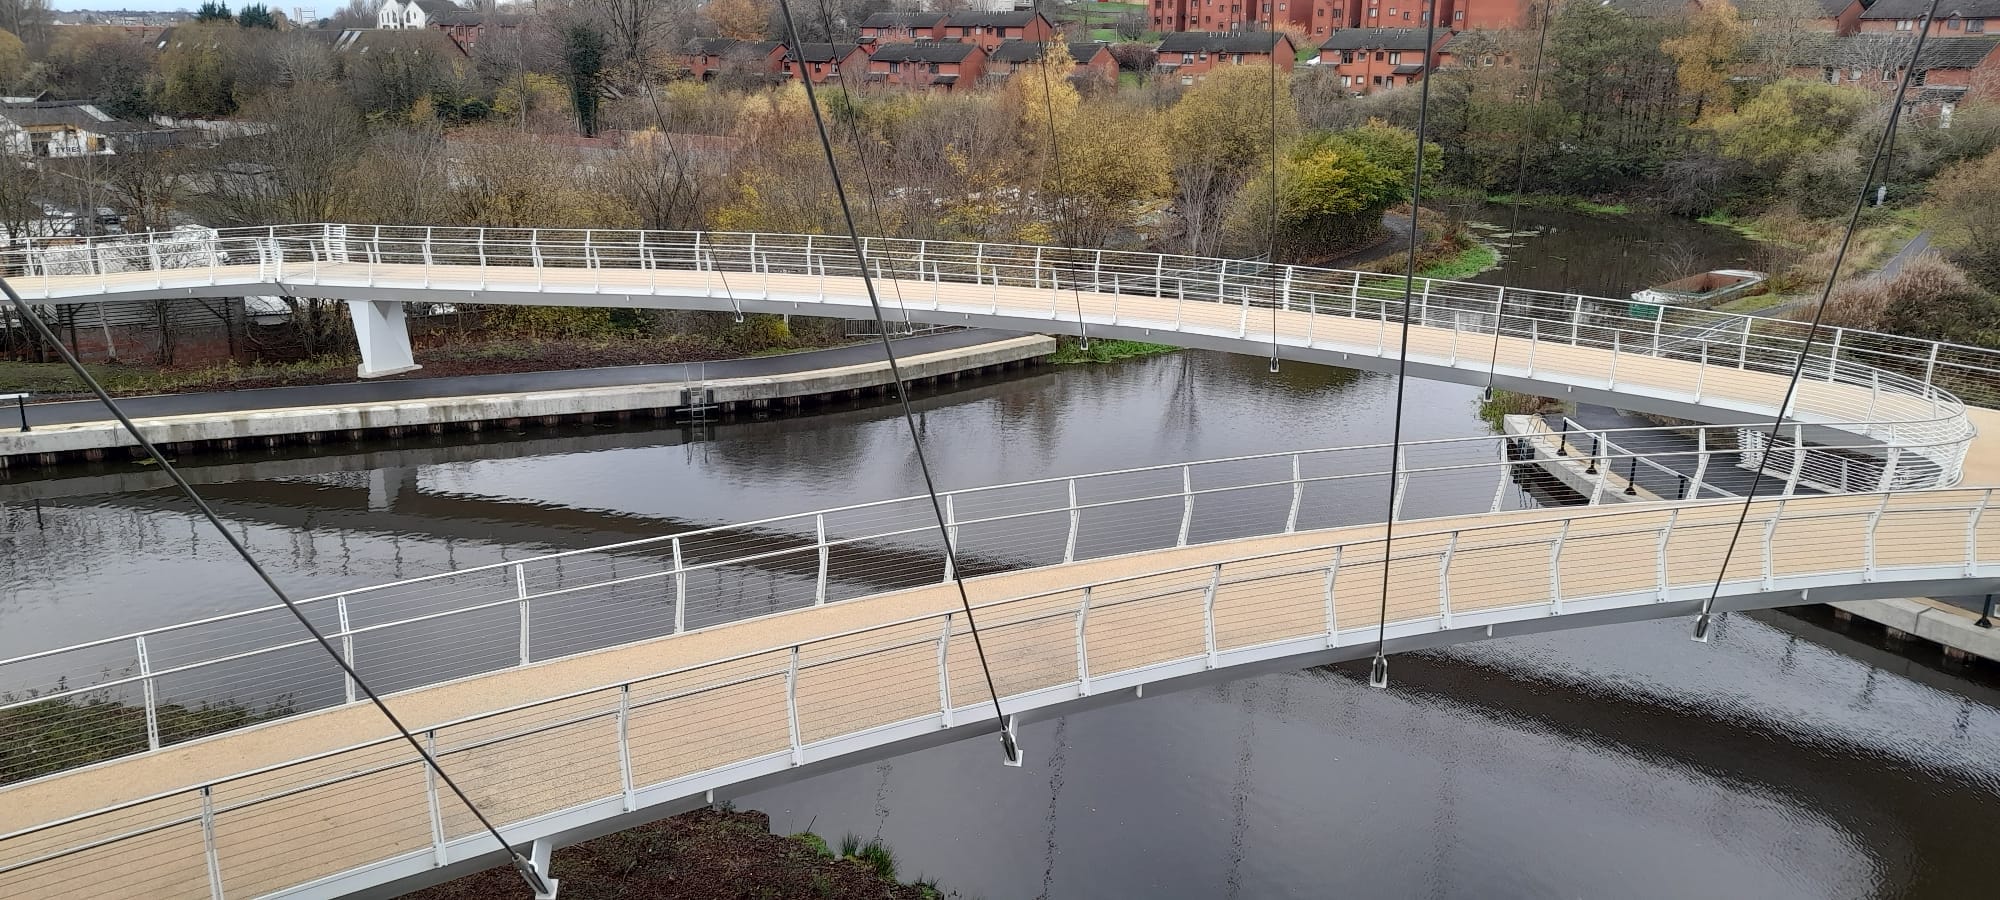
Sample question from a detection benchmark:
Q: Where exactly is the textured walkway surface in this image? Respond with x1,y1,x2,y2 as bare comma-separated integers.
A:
3,488,1997,898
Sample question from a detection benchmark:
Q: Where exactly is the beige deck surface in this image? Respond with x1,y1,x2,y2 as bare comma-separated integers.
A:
4,260,1996,897
4,488,1997,897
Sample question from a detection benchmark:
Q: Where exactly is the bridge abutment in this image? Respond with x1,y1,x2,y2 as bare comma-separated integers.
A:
348,299,422,378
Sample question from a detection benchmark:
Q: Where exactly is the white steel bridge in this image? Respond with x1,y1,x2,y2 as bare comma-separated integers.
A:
3,227,2000,898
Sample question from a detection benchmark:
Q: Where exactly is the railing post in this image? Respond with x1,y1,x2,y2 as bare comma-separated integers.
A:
618,684,636,811
939,493,963,581
1826,329,1842,380
1965,489,1990,576
672,537,688,633
1656,510,1676,600
1075,588,1091,696
425,730,447,866
1690,429,1711,499
1323,546,1342,647
1527,318,1537,373
1064,478,1081,564
1695,342,1708,401
937,613,953,726
136,636,159,751
1392,447,1409,520
1203,564,1221,668
1783,424,1806,496
514,562,531,666
201,785,224,900
786,646,804,765
1438,531,1458,629
1865,494,1891,581
1548,521,1568,615
1286,454,1303,533
337,595,356,703
1761,500,1784,590
1281,265,1293,312
815,513,830,604
1923,342,1940,385
1877,447,1901,492
1177,465,1194,546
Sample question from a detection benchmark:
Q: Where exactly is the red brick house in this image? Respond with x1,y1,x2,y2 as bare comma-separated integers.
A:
1154,32,1297,81
1149,0,1272,34
683,38,786,80
429,10,524,53
1861,0,1998,34
858,11,949,43
865,42,989,91
984,40,1121,85
1763,32,2000,103
1317,28,1452,94
783,43,871,83
940,12,1057,51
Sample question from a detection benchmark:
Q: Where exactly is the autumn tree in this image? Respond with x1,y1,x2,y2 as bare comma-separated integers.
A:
704,0,770,40
40,26,157,115
1704,79,1872,166
1929,147,2000,294
1226,122,1434,263
0,0,48,51
1163,63,1296,255
1663,0,1747,121
0,28,24,91
1005,43,1167,248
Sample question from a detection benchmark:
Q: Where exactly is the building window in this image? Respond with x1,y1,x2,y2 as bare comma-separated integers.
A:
1897,19,1913,30
1183,52,1195,62
1948,16,1961,29
1454,9,1463,18
1388,51,1401,63
1970,19,1986,32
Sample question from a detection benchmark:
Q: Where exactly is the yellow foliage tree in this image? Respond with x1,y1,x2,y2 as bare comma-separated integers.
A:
1663,0,1749,121
704,0,771,40
1006,43,1167,249
0,28,25,89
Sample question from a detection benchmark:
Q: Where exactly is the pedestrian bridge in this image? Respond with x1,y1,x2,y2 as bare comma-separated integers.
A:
2,225,1992,485
3,420,1999,899
5,227,2000,898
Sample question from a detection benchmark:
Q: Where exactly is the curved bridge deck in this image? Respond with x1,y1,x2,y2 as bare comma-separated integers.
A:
6,227,2000,898
4,488,1999,898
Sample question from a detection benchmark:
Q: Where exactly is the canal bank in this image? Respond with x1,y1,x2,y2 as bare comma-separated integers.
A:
0,331,1053,469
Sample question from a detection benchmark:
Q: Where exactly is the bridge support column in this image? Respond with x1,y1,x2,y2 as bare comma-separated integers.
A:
526,838,560,899
347,299,422,378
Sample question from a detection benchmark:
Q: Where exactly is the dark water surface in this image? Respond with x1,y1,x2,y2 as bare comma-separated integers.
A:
2,213,1993,899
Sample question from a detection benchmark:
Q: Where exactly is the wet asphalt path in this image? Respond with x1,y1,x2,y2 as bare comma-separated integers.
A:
15,329,1014,427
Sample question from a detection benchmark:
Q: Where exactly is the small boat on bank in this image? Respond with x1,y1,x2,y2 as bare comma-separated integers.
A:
1630,269,1767,310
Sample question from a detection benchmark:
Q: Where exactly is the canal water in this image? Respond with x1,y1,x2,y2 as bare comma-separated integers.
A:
5,211,1994,898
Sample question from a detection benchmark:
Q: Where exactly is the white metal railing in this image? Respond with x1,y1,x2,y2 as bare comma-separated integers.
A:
3,224,1993,456
0,418,1965,784
2,487,1993,899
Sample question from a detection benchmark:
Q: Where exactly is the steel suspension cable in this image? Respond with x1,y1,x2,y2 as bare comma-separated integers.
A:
1690,0,1946,642
0,279,556,896
1030,1,1092,349
1368,0,1443,689
1482,0,1554,398
805,0,917,329
1267,37,1282,374
774,0,1020,762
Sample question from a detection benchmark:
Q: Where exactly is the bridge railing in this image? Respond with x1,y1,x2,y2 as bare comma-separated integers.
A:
6,224,1999,413
2,487,1993,898
0,418,1967,786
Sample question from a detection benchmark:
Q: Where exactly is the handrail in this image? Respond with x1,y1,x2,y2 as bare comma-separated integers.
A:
0,418,1970,780
3,487,1993,900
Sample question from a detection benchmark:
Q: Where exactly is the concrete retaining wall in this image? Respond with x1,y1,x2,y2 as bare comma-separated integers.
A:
1828,598,2000,665
0,335,1054,468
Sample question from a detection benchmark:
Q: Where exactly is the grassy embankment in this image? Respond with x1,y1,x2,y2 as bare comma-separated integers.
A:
1048,336,1178,363
409,809,955,899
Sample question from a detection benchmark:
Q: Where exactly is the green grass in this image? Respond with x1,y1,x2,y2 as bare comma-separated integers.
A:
1047,337,1178,364
1698,210,1773,242
1715,291,1787,314
1418,242,1500,280
1485,193,1631,216
790,832,832,858
0,356,363,398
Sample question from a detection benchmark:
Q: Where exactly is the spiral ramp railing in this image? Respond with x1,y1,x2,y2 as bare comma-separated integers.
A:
4,227,2000,898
